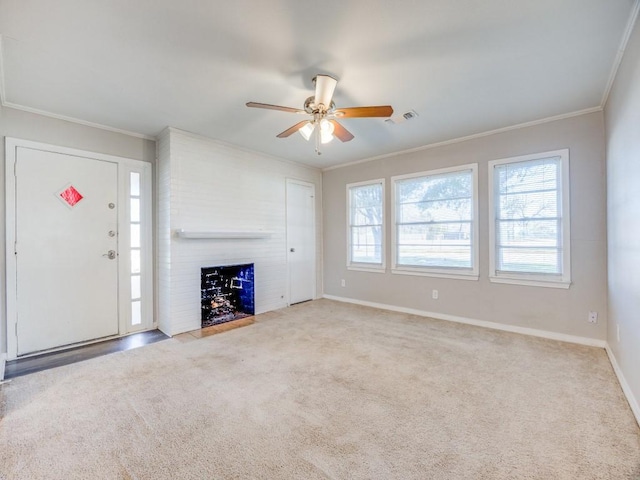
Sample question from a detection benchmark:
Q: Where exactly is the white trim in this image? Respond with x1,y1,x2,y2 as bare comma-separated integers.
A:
347,266,386,273
322,107,602,172
0,353,6,381
489,276,570,289
391,163,479,278
488,149,571,288
0,35,6,105
605,344,640,427
286,178,317,305
4,137,154,359
1,101,155,141
323,294,607,348
391,268,479,281
346,178,386,270
601,0,640,107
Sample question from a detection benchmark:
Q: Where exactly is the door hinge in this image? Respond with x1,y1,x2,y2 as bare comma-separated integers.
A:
14,241,17,255
15,323,18,337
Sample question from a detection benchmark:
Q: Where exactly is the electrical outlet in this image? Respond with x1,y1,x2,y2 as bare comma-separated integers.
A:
588,311,598,323
341,279,346,287
432,289,439,300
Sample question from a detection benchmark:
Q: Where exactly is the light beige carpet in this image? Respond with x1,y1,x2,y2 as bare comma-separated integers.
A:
1,299,639,479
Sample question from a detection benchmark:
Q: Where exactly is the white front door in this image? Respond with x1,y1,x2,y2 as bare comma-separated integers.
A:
286,179,316,304
14,147,119,355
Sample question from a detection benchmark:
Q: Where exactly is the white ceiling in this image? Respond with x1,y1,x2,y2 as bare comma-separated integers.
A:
0,1,636,168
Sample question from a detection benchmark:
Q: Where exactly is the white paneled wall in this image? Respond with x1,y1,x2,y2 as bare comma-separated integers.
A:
156,128,322,336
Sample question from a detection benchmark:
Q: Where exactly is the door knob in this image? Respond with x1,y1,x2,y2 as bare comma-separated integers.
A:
290,248,295,252
103,250,116,260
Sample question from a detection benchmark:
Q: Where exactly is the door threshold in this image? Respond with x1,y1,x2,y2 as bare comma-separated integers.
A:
3,330,168,380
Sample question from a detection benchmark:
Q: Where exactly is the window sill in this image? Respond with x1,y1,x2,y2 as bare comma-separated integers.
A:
392,267,479,281
489,276,571,289
347,265,386,274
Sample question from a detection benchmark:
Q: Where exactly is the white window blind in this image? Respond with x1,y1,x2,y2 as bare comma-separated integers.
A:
394,166,477,274
489,149,570,288
348,180,384,268
494,157,562,274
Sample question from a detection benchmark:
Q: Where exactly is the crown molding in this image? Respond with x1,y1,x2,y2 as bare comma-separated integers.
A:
322,106,602,172
1,101,156,141
601,0,640,108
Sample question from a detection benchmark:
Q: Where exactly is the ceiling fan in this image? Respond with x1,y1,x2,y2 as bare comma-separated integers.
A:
246,75,393,155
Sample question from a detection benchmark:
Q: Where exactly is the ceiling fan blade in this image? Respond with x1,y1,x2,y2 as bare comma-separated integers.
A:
246,102,305,114
314,75,338,110
276,121,310,138
329,120,354,142
334,106,394,118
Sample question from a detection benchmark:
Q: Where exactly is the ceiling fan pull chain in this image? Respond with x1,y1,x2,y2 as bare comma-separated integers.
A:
315,122,322,155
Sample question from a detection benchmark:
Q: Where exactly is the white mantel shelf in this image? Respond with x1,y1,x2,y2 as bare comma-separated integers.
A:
176,229,272,239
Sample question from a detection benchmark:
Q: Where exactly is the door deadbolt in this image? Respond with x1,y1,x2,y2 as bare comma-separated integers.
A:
290,248,295,252
108,203,115,209
108,230,116,237
103,250,116,260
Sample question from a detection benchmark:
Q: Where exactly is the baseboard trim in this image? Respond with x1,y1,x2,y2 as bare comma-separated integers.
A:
322,294,607,348
0,353,6,381
605,345,640,427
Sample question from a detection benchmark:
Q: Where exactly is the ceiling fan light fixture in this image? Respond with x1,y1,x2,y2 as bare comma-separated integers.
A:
299,121,315,141
319,118,334,144
313,75,338,111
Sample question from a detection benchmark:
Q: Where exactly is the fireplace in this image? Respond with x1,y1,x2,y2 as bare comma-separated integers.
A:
201,263,255,327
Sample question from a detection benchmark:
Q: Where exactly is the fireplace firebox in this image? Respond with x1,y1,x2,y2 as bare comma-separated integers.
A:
201,264,254,327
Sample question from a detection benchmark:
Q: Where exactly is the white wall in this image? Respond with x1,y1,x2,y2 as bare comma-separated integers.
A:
604,13,640,419
157,128,322,336
323,112,607,342
0,104,156,359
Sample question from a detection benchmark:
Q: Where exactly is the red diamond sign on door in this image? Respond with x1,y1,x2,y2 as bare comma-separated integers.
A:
58,185,84,208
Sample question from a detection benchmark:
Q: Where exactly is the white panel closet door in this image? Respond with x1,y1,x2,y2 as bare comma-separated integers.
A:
286,180,316,305
15,147,119,355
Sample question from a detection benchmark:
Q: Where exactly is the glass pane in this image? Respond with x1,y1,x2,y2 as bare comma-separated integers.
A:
398,170,472,203
397,244,472,268
497,219,559,246
131,249,141,274
130,198,140,223
131,275,141,300
498,190,557,220
498,247,561,274
130,172,140,196
131,300,142,326
351,206,382,226
397,223,472,268
399,198,471,223
496,157,559,194
351,226,382,264
350,183,382,208
131,224,140,248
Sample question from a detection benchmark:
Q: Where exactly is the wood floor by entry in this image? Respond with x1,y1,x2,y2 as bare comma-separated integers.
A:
3,330,168,380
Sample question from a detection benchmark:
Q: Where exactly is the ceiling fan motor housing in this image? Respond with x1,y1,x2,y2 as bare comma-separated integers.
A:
304,96,335,115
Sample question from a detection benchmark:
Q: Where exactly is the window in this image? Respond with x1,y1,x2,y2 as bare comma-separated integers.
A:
488,149,570,288
392,164,479,279
347,179,385,271
129,172,142,326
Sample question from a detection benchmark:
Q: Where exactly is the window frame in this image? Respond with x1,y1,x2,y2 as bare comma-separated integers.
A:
488,149,571,289
346,178,386,273
391,163,479,280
